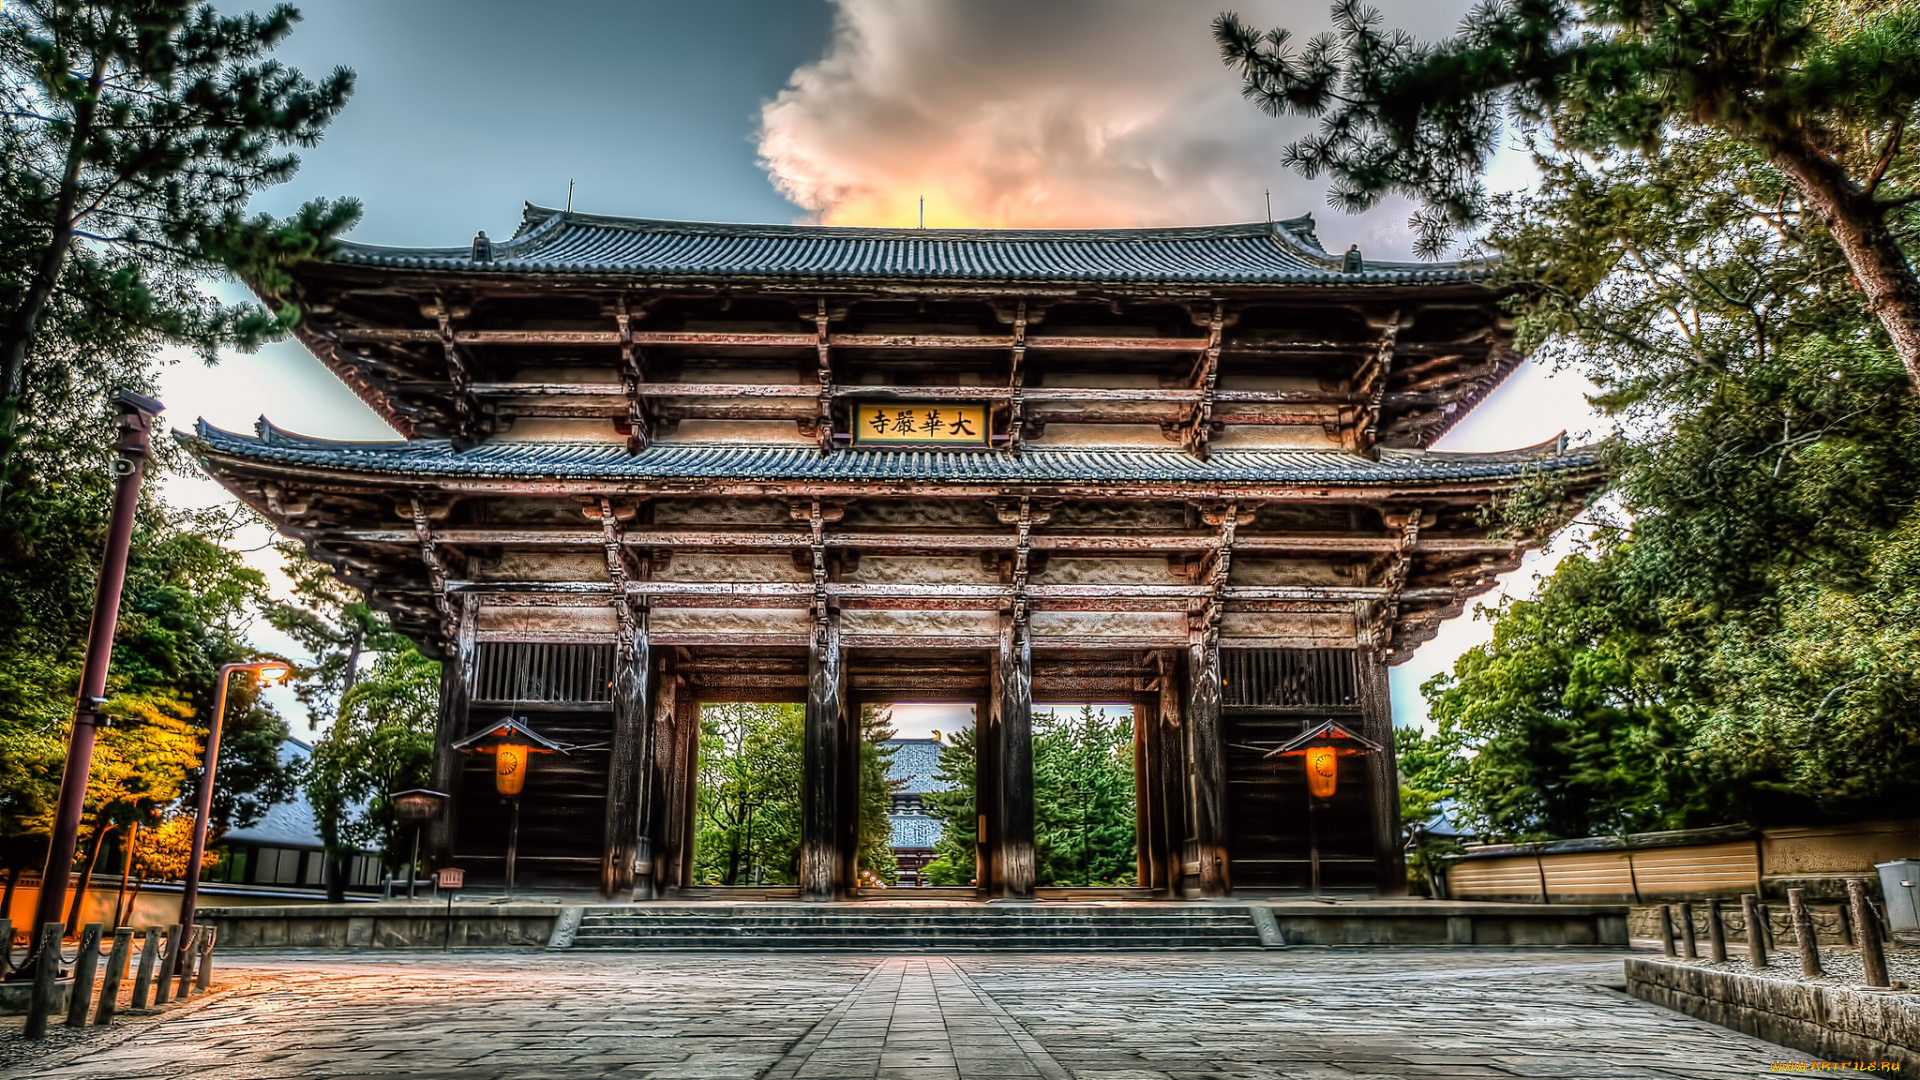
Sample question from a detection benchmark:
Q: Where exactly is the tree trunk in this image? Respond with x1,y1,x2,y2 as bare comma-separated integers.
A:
326,851,348,903
1769,136,1920,389
65,822,112,933
2,864,18,923
0,46,109,486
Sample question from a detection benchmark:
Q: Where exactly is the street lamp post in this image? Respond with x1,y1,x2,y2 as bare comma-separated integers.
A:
176,661,290,949
23,393,165,969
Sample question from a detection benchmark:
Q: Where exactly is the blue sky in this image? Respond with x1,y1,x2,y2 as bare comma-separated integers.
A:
154,0,1605,734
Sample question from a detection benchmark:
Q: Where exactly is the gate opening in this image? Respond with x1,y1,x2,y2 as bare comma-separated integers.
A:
1032,703,1138,887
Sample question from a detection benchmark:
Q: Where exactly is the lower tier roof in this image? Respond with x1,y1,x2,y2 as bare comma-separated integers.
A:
187,420,1598,487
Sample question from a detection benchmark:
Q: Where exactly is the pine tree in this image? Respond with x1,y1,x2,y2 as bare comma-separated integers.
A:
1215,0,1920,384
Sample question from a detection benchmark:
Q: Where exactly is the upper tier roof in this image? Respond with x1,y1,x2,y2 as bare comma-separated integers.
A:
186,419,1597,487
326,204,1493,287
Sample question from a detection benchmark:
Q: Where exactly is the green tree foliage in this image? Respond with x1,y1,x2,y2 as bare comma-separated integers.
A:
857,705,900,885
920,726,978,887
304,646,437,898
0,0,357,472
692,702,803,886
1214,0,1920,381
1417,127,1920,839
1032,705,1137,887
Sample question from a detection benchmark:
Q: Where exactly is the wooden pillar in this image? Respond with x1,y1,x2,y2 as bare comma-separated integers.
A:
1154,655,1186,897
426,596,476,865
992,617,1035,899
601,606,649,899
1358,648,1407,895
1185,639,1229,897
801,614,844,901
635,661,675,899
674,695,699,888
976,652,1002,897
1132,692,1153,890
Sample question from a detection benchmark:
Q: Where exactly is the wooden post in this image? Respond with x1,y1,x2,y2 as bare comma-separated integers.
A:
1741,893,1768,970
1677,902,1697,959
602,605,649,899
151,924,180,1005
977,650,1002,897
1657,905,1677,957
195,925,215,990
23,922,61,1040
1132,692,1154,890
1185,639,1228,897
1787,887,1821,977
65,921,102,1026
801,614,844,901
1154,654,1186,898
1705,898,1728,962
95,927,133,1025
994,615,1035,899
1356,649,1406,895
174,925,200,1001
1849,878,1890,988
427,598,476,866
636,661,675,900
130,926,160,1010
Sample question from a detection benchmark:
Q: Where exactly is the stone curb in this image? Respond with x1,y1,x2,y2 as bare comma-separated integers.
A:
1625,956,1920,1070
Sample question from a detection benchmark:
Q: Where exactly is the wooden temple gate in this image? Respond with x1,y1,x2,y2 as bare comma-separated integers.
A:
189,207,1602,902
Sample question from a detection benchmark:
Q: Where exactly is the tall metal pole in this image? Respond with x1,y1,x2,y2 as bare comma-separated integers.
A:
27,391,163,964
177,663,249,944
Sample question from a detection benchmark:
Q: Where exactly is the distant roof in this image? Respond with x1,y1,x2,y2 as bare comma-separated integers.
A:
889,812,944,850
188,420,1600,488
221,739,322,850
323,204,1494,287
882,739,952,793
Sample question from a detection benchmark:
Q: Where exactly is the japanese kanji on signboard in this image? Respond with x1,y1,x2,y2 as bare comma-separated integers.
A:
852,403,990,447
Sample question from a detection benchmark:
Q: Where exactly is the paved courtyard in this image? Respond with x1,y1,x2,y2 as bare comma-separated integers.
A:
1,949,1817,1079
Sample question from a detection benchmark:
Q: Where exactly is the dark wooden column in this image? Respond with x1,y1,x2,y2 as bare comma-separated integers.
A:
635,659,675,899
801,614,844,901
1153,653,1187,897
1185,638,1229,897
1358,648,1408,895
426,596,476,865
976,654,1001,897
991,616,1035,898
601,605,649,899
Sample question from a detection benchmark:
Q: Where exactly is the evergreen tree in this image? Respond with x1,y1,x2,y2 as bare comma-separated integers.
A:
0,0,356,476
920,726,978,887
1032,705,1137,887
692,702,803,886
1215,0,1920,383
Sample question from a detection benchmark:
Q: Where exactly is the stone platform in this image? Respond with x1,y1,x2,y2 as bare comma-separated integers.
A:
200,898,1629,952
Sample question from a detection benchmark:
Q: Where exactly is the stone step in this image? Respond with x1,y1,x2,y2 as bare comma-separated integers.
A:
563,905,1266,949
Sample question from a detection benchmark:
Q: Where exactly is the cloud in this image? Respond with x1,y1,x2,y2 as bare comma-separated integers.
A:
757,0,1476,256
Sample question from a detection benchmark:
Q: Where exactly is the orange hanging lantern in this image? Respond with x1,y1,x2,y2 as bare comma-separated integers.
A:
1266,719,1383,800
494,744,531,795
453,717,570,796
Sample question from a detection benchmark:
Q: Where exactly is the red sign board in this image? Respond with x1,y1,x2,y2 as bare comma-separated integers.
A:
438,868,465,889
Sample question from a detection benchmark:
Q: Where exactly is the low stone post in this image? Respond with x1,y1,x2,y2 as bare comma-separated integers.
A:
65,921,103,1026
1741,893,1768,970
174,926,200,1001
130,926,161,1010
1658,905,1677,957
151,924,181,1005
23,922,62,1040
195,925,216,991
1848,877,1890,988
1677,902,1698,959
95,928,133,1025
1787,887,1821,978
1705,898,1728,962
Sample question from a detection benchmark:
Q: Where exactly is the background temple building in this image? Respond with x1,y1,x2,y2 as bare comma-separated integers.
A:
188,206,1602,902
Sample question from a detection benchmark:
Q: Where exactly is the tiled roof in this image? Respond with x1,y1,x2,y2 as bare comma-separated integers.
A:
889,812,945,850
325,204,1492,287
186,420,1601,487
882,740,953,793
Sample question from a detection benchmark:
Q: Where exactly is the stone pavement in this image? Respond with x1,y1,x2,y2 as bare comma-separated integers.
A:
0,949,1830,1079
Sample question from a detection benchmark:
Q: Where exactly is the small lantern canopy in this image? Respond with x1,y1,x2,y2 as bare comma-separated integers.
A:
392,788,449,824
453,717,571,796
1265,719,1383,799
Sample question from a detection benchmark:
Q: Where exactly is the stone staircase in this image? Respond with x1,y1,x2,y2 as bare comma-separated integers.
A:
564,903,1266,950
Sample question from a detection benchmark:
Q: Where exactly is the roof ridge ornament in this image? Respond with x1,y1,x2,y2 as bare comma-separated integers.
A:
472,231,493,263
1343,245,1365,273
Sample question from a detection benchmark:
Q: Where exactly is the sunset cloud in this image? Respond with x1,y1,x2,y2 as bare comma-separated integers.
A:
756,0,1474,254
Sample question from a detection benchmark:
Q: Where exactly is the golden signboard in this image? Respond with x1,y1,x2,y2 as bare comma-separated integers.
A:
853,403,989,446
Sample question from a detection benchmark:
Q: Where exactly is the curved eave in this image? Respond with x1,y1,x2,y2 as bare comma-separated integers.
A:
181,419,1606,493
